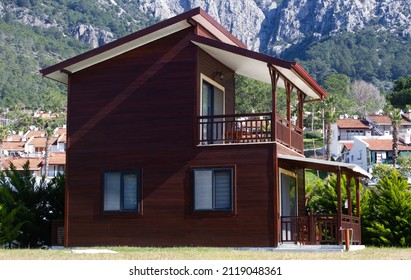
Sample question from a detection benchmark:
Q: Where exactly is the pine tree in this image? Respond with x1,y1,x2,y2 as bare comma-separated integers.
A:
362,171,411,247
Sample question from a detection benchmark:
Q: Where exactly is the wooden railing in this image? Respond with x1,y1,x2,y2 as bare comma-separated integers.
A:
342,214,361,244
281,214,350,245
276,115,303,153
197,113,303,152
281,216,310,244
312,214,338,244
198,113,271,145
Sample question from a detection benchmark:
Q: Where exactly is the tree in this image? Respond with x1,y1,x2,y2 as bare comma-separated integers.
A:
397,154,411,179
371,163,396,181
306,174,358,215
384,105,402,167
362,170,411,247
349,80,386,117
322,96,337,160
388,75,411,109
0,161,65,247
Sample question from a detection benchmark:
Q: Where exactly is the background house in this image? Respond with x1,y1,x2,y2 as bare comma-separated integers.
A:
2,125,66,178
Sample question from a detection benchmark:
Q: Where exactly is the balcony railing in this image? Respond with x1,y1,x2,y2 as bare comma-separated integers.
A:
197,112,303,153
281,214,361,245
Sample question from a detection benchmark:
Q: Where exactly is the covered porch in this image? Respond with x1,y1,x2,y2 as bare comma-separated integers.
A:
277,154,371,246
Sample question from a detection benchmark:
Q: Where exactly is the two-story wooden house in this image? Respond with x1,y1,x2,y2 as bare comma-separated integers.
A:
41,8,369,248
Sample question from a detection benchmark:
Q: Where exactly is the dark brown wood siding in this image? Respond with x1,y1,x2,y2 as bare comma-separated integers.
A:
66,27,276,247
197,49,235,115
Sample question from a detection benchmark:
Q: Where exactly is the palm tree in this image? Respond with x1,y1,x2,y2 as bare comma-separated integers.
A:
385,104,402,167
323,96,337,160
36,113,65,177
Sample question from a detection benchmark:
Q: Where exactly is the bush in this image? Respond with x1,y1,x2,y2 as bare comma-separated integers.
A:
304,130,323,139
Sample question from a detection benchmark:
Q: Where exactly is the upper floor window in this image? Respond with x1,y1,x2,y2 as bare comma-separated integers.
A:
193,168,233,211
103,171,141,212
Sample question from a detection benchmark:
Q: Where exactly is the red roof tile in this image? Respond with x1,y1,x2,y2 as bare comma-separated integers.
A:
362,139,411,151
337,119,369,129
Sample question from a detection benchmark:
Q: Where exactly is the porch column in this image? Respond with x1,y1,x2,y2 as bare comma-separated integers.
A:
336,167,342,245
356,178,361,217
297,90,305,129
268,64,280,142
347,175,352,216
285,81,294,147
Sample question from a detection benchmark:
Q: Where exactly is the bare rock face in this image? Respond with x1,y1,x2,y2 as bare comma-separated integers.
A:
2,0,410,55
264,0,411,55
138,0,265,50
137,0,411,55
72,24,114,48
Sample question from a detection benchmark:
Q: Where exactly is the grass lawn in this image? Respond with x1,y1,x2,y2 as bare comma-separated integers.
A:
1,247,411,260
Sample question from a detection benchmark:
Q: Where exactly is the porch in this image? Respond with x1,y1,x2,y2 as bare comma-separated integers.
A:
278,154,371,247
281,213,361,245
197,112,304,153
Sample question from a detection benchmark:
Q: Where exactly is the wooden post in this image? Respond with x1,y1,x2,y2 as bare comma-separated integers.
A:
347,175,352,216
268,64,279,142
337,167,342,245
285,81,293,147
309,209,316,245
345,229,351,251
298,90,305,129
356,178,361,217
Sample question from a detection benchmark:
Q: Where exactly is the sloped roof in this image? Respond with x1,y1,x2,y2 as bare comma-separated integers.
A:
41,8,326,100
363,138,411,151
337,119,370,129
278,154,371,178
47,153,66,165
40,7,245,84
2,158,43,171
191,36,326,99
3,141,25,151
343,142,354,150
367,115,391,125
27,137,58,148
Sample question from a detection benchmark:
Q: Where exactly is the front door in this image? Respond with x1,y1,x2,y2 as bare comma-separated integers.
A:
201,78,224,144
280,170,298,242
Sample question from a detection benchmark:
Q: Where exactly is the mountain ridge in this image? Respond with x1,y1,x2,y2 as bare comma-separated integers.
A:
0,0,411,109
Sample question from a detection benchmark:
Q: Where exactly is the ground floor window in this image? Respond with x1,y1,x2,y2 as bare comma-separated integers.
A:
103,171,140,212
193,168,233,211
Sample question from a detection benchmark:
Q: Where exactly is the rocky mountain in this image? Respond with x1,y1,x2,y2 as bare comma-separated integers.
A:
136,0,411,55
0,0,411,109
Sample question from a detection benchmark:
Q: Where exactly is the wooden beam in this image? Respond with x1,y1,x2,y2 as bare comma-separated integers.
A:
356,178,361,218
298,90,305,129
337,167,342,245
347,175,352,216
268,64,280,142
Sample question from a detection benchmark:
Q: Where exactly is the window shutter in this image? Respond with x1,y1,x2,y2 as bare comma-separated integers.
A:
104,172,121,210
123,173,138,211
194,170,213,210
214,170,231,210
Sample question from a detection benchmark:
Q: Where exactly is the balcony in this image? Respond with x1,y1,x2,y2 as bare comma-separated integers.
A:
197,112,303,153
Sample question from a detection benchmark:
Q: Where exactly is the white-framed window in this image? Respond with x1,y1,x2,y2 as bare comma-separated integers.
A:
103,171,140,212
193,168,233,211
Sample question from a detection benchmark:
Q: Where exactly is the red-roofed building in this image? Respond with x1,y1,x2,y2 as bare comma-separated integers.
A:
348,135,411,172
331,118,371,159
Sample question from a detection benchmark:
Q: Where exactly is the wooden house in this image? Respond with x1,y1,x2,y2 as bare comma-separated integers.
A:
41,8,370,248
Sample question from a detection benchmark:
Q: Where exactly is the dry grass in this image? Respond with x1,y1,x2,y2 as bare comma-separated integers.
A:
1,246,411,260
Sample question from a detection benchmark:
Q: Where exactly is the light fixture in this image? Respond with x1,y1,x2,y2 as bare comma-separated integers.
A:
215,71,224,81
